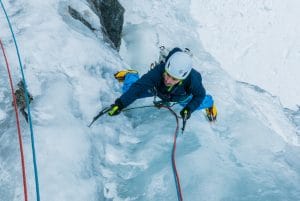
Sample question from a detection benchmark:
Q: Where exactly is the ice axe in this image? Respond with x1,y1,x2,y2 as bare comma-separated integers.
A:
88,106,111,127
181,112,188,134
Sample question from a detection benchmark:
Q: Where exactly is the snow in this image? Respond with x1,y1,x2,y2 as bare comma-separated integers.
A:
0,108,6,120
1,0,300,200
191,0,300,109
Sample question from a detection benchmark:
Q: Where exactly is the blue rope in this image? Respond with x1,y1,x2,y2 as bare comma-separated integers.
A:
0,1,40,200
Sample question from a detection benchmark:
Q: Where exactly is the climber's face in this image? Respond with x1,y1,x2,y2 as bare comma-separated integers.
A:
163,72,180,87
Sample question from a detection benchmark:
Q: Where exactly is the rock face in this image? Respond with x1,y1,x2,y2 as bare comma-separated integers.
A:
67,0,124,50
68,6,97,32
87,0,125,50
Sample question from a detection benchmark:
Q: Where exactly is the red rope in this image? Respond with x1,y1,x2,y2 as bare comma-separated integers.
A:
0,38,28,201
162,106,183,201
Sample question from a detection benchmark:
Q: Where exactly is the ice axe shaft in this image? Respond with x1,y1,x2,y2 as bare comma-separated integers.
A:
181,114,187,134
88,106,111,127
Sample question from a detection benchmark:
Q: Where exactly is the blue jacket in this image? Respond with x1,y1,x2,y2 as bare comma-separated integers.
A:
118,55,206,113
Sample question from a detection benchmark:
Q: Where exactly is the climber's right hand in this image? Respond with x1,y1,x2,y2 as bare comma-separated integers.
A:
108,99,124,116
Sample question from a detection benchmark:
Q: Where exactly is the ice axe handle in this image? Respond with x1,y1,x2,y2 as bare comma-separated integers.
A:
181,114,188,134
88,106,111,127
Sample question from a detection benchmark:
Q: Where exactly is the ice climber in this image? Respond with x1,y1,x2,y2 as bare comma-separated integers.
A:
108,47,217,122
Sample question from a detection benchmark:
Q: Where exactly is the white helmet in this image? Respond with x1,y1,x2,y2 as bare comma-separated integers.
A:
165,51,192,80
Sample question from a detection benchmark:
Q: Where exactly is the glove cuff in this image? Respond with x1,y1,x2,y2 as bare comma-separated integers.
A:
115,98,124,110
183,106,190,112
181,106,191,119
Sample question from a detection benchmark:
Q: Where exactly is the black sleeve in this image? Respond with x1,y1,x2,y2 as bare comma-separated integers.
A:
119,64,164,108
185,71,206,113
